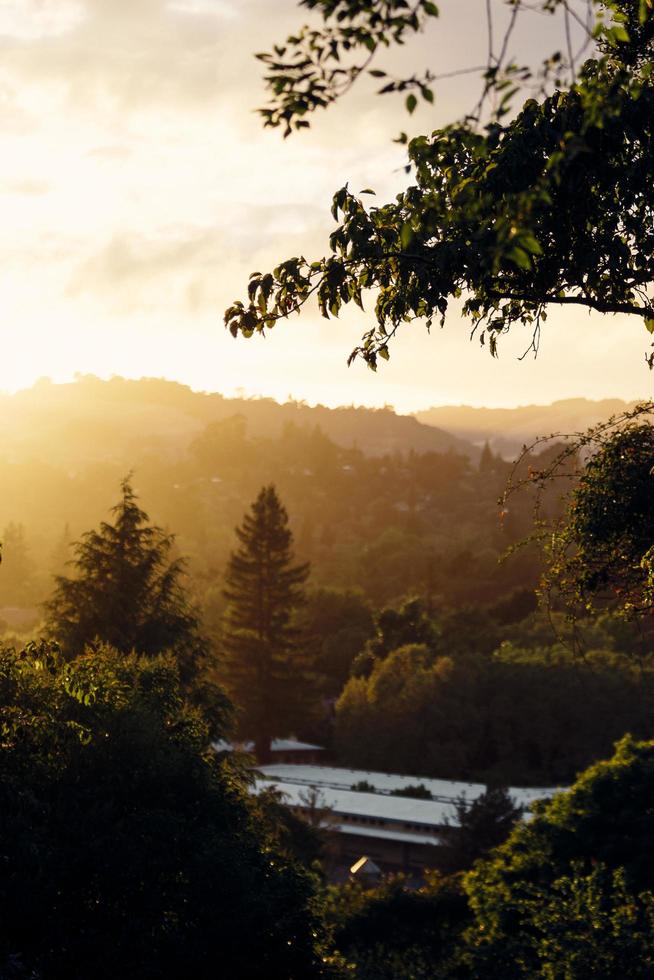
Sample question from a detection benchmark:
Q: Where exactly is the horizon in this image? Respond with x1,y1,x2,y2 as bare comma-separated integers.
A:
0,372,647,417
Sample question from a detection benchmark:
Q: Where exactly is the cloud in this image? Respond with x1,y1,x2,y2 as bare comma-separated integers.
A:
0,178,49,196
65,200,331,315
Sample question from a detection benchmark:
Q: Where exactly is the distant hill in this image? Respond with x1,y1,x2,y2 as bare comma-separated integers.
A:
415,398,645,459
0,375,477,465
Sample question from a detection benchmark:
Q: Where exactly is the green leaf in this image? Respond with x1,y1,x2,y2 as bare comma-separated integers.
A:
406,93,418,114
400,223,414,249
644,317,654,335
507,246,532,271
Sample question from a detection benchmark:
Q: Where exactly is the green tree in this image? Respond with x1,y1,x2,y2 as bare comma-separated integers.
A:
301,586,374,698
351,596,439,678
226,1,654,368
541,423,654,619
43,477,208,687
0,642,328,980
325,872,470,980
464,736,654,977
221,484,311,762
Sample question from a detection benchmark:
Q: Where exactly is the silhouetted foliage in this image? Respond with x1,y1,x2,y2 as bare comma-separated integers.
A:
325,872,470,980
0,643,328,980
44,477,209,686
336,618,654,785
221,485,311,762
439,787,523,873
543,423,654,619
229,1,654,368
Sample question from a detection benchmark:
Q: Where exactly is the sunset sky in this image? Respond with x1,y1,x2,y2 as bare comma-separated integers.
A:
0,0,651,412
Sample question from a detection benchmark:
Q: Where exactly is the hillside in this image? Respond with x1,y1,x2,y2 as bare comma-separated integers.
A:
0,375,476,466
0,376,546,619
415,398,643,458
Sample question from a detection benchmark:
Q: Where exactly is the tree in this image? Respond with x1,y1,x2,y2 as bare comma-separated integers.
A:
300,586,374,699
439,787,523,873
0,642,329,980
43,477,208,687
464,735,654,977
324,872,470,980
221,485,311,762
542,422,654,618
225,1,654,368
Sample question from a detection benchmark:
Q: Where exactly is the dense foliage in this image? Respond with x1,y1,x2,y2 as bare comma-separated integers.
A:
464,735,654,976
336,602,654,785
542,423,654,618
0,643,327,980
227,0,654,368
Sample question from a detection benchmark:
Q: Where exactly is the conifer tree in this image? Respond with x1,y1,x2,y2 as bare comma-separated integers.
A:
44,477,207,684
221,485,310,763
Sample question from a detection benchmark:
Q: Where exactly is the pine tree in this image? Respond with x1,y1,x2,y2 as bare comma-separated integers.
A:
221,485,310,763
44,477,207,684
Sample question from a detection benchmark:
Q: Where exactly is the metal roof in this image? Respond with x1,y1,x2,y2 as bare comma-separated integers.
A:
257,763,559,809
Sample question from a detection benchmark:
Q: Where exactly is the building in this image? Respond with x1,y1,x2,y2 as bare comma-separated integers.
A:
212,738,325,766
253,763,559,877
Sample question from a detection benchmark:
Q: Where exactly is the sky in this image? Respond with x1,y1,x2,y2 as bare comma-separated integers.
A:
0,0,651,413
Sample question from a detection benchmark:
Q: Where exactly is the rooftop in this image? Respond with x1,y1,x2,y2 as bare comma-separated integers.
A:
257,763,559,810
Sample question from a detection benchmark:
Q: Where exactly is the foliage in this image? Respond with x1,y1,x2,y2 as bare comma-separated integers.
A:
351,779,377,792
335,625,654,784
390,782,432,799
227,1,654,368
542,423,654,619
255,785,329,871
43,477,209,685
324,872,470,980
351,596,440,677
221,485,311,761
301,586,374,698
439,787,523,873
464,736,654,976
0,642,329,980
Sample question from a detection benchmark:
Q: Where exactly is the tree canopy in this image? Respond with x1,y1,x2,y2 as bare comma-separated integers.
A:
464,735,654,976
0,643,327,980
225,0,654,368
44,477,209,685
541,422,654,618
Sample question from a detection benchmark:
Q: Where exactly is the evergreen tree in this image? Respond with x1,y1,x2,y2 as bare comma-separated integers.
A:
44,477,207,685
222,485,310,762
440,787,523,873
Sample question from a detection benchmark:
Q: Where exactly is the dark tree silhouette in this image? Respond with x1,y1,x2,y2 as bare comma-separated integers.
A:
221,485,310,762
0,643,326,980
44,477,207,685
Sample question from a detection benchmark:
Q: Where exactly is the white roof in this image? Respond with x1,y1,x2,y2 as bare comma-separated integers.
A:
257,763,559,809
336,823,444,846
212,739,324,754
253,779,459,826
